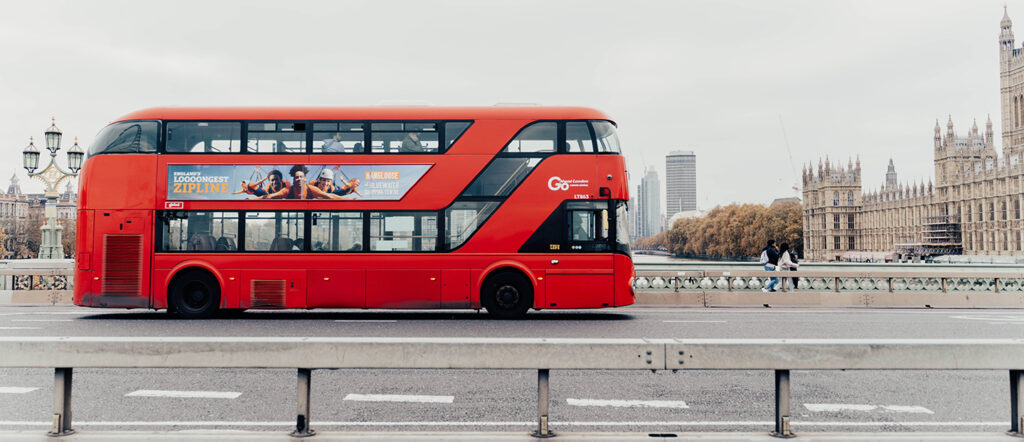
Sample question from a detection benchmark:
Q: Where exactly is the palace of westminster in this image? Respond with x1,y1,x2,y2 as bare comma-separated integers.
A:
804,8,1024,261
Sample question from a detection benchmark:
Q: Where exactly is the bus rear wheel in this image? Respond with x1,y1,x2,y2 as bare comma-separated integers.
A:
169,270,220,319
483,272,533,319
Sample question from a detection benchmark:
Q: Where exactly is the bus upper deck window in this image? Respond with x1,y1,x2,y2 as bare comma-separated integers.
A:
88,121,159,156
502,122,556,154
592,121,621,153
165,122,241,153
565,122,595,153
248,122,307,153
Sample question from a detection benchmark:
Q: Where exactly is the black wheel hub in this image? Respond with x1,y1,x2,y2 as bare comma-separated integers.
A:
496,284,519,309
182,282,210,310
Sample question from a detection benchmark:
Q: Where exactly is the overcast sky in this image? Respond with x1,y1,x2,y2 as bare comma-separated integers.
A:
0,0,1013,210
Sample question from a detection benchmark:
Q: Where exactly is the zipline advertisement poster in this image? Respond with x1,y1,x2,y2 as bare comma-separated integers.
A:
167,164,431,200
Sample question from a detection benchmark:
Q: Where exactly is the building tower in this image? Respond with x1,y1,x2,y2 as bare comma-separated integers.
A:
665,150,697,217
7,174,21,195
639,167,662,237
885,159,897,188
1001,5,1024,157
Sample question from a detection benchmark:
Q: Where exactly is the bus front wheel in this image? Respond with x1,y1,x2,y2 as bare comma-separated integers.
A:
483,272,533,319
169,270,220,319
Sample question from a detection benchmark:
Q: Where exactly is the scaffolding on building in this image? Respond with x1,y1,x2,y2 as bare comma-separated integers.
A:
895,215,963,259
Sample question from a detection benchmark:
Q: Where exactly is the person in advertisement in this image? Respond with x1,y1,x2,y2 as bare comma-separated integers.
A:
332,174,361,198
285,165,309,199
234,169,288,198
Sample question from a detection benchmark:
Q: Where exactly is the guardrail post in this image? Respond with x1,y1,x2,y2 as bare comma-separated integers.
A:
290,368,315,438
834,277,840,293
532,369,554,438
995,278,1001,293
888,277,894,293
1011,369,1023,436
941,278,947,293
772,370,794,438
48,367,73,436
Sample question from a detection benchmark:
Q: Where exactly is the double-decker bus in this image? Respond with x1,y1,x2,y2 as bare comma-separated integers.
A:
73,107,634,318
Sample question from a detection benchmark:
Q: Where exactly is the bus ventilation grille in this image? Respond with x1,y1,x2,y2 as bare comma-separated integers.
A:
102,234,143,296
251,280,286,307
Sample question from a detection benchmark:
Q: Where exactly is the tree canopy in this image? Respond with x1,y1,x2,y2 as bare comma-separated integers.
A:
638,201,803,260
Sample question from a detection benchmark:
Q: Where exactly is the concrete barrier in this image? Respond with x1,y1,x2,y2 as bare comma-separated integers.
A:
1,337,1022,438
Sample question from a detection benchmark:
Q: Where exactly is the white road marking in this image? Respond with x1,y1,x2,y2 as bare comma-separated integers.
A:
662,320,726,323
950,314,1024,324
879,405,935,414
10,319,73,322
0,420,1006,427
343,393,453,403
125,390,241,399
805,403,934,414
0,387,38,394
0,327,41,330
0,311,85,316
804,404,876,412
334,320,398,323
567,398,689,408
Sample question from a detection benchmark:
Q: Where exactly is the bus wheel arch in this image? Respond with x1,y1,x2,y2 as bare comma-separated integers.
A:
480,267,534,319
167,266,221,319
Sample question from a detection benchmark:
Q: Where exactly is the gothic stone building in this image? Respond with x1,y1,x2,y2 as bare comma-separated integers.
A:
804,8,1024,262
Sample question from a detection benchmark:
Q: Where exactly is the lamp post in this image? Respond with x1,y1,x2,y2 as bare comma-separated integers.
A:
22,118,83,259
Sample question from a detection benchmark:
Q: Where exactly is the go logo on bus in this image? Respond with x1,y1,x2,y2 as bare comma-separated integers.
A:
547,176,589,191
547,176,571,191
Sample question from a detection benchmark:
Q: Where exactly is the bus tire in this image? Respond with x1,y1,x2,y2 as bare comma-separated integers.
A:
482,271,533,319
169,270,220,319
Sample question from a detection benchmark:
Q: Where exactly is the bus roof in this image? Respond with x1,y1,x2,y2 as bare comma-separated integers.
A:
115,106,613,123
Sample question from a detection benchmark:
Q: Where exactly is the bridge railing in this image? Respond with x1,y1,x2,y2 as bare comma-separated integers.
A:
0,268,73,304
1,337,1022,438
635,269,1024,294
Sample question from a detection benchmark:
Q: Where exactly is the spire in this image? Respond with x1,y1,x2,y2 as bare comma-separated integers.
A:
986,114,994,145
885,159,897,189
972,118,979,135
1002,6,1015,52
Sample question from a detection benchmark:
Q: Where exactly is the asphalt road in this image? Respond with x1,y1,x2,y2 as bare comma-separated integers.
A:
0,305,1022,435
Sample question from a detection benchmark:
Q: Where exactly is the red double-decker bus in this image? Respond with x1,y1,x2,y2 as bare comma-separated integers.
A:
73,107,634,318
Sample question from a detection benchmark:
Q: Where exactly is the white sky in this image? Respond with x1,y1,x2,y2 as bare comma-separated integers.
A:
0,0,1012,210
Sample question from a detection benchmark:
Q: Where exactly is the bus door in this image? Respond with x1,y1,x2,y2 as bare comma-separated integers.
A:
93,210,152,308
545,201,614,309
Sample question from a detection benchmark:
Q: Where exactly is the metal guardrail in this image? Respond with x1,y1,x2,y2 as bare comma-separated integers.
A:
635,269,1024,294
0,337,1022,438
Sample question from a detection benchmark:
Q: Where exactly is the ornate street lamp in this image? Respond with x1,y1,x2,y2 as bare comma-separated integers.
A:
22,137,39,173
21,117,80,260
67,138,83,173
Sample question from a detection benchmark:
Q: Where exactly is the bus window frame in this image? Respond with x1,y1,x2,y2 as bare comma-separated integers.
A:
160,120,245,154
156,120,474,155
245,121,311,154
87,120,162,157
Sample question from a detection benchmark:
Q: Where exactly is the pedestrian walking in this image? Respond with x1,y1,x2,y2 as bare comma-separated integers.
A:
777,243,799,292
790,251,800,291
759,240,780,292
